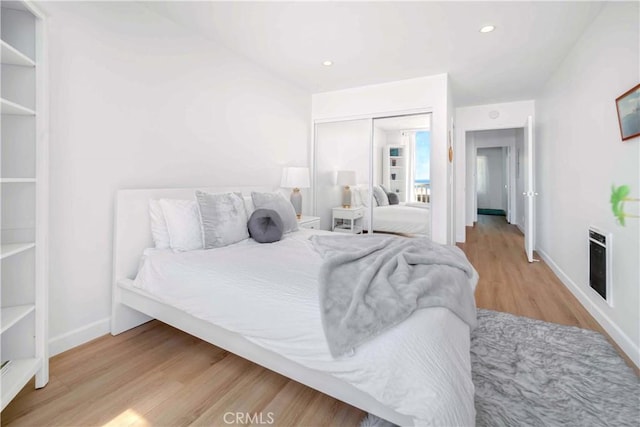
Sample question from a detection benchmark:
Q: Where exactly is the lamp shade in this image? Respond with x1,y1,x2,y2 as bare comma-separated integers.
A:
281,167,310,189
336,170,356,186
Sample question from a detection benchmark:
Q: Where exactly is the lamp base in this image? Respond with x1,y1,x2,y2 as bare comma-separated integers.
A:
342,186,352,209
290,188,302,219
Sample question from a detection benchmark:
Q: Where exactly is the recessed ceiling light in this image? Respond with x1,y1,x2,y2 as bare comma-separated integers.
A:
480,25,496,33
322,60,333,66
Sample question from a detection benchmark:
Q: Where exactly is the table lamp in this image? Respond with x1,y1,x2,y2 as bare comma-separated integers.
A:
281,167,310,219
337,170,356,208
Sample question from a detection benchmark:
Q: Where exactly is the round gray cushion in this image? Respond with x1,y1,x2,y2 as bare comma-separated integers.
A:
248,209,284,243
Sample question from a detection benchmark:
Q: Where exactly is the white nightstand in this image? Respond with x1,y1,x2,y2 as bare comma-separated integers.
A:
332,207,364,234
298,215,321,230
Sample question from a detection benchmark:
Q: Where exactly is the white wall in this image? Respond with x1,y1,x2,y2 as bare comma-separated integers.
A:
312,75,451,243
535,1,640,366
455,100,534,242
476,147,505,211
43,2,310,355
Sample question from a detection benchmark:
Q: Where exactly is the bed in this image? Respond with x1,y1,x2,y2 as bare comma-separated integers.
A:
364,203,431,236
355,186,431,236
111,186,476,426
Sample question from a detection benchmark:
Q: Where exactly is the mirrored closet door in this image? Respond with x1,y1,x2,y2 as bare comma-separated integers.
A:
314,119,371,234
371,114,432,238
313,113,432,238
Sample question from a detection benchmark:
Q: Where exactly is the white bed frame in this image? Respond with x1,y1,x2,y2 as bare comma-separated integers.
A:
111,187,413,426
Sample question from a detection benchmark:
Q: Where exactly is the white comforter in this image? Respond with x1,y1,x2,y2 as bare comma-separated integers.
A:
364,204,431,236
134,229,475,426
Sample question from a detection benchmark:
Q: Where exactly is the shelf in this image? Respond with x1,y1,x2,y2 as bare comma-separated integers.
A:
1,305,35,334
1,98,35,115
0,178,36,183
0,242,35,260
1,357,41,411
0,0,48,407
1,40,35,67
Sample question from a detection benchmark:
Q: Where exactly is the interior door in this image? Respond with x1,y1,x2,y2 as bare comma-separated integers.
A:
523,115,536,262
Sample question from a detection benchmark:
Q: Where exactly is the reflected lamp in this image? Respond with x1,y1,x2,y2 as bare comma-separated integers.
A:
337,170,356,208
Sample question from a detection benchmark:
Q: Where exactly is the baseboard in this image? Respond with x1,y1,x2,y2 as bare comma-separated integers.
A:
537,248,639,368
49,317,110,357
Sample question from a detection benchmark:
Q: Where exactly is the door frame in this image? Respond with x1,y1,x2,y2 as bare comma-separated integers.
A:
474,145,512,222
467,129,519,226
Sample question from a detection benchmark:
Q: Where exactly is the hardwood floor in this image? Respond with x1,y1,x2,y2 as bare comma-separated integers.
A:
2,215,632,426
461,215,603,329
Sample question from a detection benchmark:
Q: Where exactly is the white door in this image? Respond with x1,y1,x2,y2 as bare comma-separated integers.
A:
523,115,536,262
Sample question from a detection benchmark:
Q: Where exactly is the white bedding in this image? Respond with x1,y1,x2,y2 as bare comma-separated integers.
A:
364,204,431,236
133,229,475,426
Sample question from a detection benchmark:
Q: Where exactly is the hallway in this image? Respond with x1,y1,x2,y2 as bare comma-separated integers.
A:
459,215,636,370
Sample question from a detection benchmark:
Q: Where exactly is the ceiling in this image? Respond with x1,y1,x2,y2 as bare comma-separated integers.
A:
145,1,605,107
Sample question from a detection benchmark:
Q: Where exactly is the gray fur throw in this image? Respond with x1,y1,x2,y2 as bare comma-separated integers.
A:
310,234,478,357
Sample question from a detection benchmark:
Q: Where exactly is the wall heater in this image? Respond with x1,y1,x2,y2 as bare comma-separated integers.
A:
589,226,612,307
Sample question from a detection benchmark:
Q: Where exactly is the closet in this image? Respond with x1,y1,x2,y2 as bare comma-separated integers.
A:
1,0,49,409
313,113,432,238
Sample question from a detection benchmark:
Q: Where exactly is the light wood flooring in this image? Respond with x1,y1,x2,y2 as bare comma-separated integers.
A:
2,215,632,426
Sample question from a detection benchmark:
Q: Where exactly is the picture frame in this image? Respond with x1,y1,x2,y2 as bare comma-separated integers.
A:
615,83,640,141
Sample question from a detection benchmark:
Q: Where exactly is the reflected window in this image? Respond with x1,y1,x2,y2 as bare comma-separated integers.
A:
414,131,430,202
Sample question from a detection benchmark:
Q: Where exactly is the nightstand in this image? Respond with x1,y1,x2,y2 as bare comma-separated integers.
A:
332,207,364,234
298,215,321,230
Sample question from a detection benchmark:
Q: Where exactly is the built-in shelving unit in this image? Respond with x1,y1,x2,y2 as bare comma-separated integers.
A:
1,0,49,411
1,98,35,115
1,39,35,67
1,242,36,260
382,145,407,203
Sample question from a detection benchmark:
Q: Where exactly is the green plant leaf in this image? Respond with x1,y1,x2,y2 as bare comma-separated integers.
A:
611,184,630,226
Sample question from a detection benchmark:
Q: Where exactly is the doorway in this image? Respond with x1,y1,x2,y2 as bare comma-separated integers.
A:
465,128,524,229
476,147,508,217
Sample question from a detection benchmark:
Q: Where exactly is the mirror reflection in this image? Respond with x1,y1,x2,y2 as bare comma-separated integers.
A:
313,113,432,238
370,114,432,238
314,119,369,234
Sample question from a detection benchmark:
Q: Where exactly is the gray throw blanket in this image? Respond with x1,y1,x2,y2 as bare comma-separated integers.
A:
310,234,478,357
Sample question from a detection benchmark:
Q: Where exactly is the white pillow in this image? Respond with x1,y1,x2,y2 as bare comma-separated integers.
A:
243,195,255,218
359,187,378,207
149,200,170,249
251,191,299,233
159,199,204,252
373,185,389,206
196,191,249,249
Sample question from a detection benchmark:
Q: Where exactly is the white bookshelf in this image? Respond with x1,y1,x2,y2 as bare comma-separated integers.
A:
1,358,40,407
0,242,36,260
1,0,48,411
1,304,35,334
0,178,36,183
0,98,35,115
1,39,35,67
382,145,407,203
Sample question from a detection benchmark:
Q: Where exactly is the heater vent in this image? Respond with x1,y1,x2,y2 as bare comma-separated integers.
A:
589,226,612,306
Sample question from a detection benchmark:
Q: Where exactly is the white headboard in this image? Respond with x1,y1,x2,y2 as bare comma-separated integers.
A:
113,186,272,282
